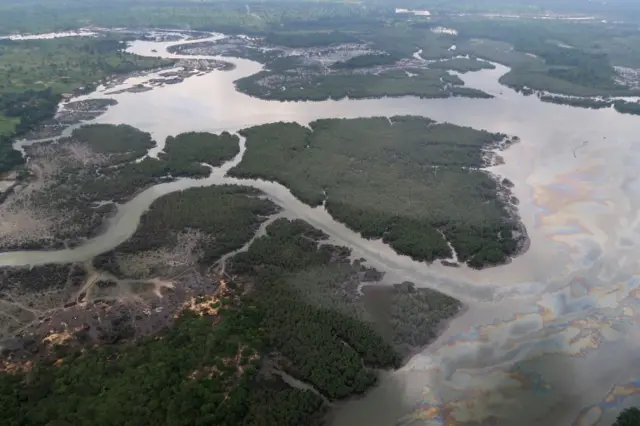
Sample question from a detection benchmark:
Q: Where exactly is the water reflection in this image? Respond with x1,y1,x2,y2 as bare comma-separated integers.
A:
3,33,640,424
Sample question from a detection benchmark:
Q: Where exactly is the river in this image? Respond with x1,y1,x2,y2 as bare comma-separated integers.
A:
4,33,640,425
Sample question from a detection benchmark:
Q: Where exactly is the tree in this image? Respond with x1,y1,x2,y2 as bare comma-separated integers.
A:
614,407,640,426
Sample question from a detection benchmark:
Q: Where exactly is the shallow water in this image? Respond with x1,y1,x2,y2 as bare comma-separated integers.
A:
3,33,640,425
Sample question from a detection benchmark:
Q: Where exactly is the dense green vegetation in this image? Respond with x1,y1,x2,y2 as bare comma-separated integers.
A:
0,89,59,171
230,221,399,399
533,95,640,116
614,100,640,116
160,131,240,168
231,116,524,268
613,407,640,426
61,125,240,203
95,185,278,272
538,94,613,109
447,18,640,96
429,57,496,73
1,204,461,426
72,123,156,161
0,35,173,173
9,124,242,250
233,218,460,353
236,68,491,101
330,53,399,70
0,299,327,426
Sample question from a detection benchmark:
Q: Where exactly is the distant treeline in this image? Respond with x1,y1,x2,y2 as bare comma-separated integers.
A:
265,30,359,48
331,53,399,69
538,93,640,116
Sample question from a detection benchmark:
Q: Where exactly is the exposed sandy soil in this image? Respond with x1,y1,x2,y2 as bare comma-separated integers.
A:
0,141,114,251
0,239,222,369
116,229,208,278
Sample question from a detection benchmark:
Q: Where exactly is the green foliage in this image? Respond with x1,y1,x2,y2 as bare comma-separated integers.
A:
230,218,402,398
94,185,279,273
0,35,172,173
0,36,171,94
0,89,60,172
613,407,640,426
0,304,325,426
450,18,640,96
331,53,399,70
236,67,491,101
231,117,522,268
160,131,240,168
539,94,613,109
429,57,496,73
65,127,241,203
614,100,640,115
72,124,156,160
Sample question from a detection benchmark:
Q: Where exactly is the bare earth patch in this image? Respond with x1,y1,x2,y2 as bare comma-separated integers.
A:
0,141,115,251
117,229,208,278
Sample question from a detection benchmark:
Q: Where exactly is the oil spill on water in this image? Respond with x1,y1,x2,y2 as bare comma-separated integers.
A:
3,32,640,425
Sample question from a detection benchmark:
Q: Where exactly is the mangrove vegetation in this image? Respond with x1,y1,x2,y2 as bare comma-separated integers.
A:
231,116,525,268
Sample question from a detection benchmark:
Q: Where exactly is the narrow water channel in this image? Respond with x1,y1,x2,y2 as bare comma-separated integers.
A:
3,33,640,425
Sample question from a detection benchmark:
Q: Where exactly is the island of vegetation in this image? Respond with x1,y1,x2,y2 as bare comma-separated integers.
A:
612,407,640,426
0,184,461,425
230,116,526,268
169,36,493,101
0,34,175,174
2,1,639,425
0,123,240,251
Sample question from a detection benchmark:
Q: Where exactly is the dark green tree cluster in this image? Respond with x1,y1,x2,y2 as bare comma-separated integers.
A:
236,66,492,101
0,34,173,174
230,218,402,398
231,116,523,268
71,124,156,161
0,299,326,426
539,94,613,109
331,53,399,70
0,210,462,426
362,282,461,349
428,57,496,73
94,185,278,274
613,407,640,426
0,89,60,172
161,131,240,168
59,126,242,203
614,100,640,115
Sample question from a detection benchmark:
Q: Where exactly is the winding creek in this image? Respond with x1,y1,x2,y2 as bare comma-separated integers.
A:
4,33,640,425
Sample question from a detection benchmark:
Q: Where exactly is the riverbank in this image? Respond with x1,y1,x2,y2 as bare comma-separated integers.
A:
0,28,638,426
0,30,466,426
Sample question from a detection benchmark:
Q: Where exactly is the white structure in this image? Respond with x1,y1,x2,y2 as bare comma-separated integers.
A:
395,8,431,16
431,27,458,36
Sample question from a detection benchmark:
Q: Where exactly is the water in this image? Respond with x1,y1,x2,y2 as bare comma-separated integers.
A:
3,33,640,425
